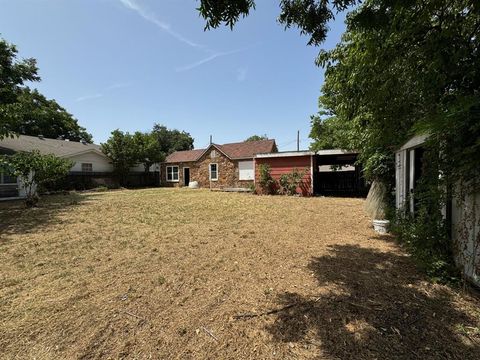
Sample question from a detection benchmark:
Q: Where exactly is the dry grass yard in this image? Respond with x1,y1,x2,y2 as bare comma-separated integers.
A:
0,188,479,359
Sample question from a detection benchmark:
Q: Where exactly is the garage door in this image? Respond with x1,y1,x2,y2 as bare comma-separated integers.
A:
238,160,254,180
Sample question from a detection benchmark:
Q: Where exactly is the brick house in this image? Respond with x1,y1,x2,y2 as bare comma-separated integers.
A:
161,139,277,189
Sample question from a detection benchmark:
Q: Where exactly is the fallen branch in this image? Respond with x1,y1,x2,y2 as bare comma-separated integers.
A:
202,326,218,342
233,303,298,320
125,311,146,322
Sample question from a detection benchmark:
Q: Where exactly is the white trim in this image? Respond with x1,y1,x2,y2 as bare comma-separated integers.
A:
316,149,358,156
255,151,314,158
255,149,357,159
209,163,218,181
60,148,107,159
183,167,190,186
398,134,428,151
166,165,179,182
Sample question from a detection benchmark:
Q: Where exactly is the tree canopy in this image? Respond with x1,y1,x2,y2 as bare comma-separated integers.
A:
0,37,92,142
101,130,137,180
197,0,357,45
245,134,268,142
310,0,479,185
133,131,165,172
152,124,194,154
102,125,194,180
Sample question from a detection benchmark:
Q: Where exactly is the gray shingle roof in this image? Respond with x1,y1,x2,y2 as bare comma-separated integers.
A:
0,135,102,157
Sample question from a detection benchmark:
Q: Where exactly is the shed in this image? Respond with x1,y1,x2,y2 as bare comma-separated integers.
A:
255,151,314,196
395,135,480,286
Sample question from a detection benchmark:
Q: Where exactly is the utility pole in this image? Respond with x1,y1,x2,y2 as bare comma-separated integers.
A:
297,130,300,151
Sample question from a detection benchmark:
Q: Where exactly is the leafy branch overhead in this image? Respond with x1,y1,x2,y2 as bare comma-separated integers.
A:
197,0,358,45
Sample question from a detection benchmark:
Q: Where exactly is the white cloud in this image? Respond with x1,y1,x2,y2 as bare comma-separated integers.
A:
176,48,249,72
75,93,104,102
119,0,203,49
75,82,130,102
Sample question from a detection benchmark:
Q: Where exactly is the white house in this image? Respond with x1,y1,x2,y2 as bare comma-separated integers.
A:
0,135,157,199
395,134,480,286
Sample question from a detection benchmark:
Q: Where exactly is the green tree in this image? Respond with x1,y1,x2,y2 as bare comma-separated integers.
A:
1,150,73,206
309,115,351,151
310,0,479,280
245,134,268,142
13,89,92,142
314,0,479,184
0,38,39,138
0,37,92,141
101,130,137,184
133,131,165,172
152,124,194,154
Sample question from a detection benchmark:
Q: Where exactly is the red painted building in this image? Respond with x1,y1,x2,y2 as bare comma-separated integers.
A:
254,150,369,197
254,151,314,196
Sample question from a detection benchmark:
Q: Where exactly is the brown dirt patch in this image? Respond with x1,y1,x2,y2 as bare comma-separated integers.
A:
0,188,479,359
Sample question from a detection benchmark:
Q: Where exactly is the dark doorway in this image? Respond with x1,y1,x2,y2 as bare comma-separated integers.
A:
183,167,190,187
313,153,369,197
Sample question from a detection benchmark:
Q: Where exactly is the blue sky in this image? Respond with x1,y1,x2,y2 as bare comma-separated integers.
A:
0,0,347,150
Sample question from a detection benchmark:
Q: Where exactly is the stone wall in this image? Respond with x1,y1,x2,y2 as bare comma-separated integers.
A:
160,150,253,189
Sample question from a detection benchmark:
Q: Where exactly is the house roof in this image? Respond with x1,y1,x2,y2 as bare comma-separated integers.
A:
165,149,205,163
0,134,103,158
165,139,277,163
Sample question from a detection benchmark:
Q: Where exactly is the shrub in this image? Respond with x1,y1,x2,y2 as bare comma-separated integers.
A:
258,164,277,195
279,168,309,195
1,150,73,206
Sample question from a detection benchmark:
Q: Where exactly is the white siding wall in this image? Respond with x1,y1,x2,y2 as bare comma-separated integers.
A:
452,190,480,286
69,152,113,172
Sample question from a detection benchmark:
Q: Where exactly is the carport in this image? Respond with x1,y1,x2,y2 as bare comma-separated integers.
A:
313,150,368,197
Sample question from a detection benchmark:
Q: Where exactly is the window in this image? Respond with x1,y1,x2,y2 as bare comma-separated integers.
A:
81,163,93,172
166,166,179,182
238,160,254,180
0,171,17,184
209,163,218,181
210,150,217,158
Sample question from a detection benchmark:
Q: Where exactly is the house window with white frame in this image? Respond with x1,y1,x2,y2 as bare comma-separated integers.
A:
166,166,179,182
81,163,93,172
209,163,218,181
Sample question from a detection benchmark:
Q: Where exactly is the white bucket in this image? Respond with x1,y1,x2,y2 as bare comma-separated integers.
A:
188,181,199,189
373,219,390,234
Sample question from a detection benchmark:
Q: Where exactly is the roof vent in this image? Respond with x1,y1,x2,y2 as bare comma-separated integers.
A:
64,139,70,142
38,134,44,140
80,139,87,145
